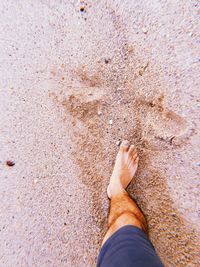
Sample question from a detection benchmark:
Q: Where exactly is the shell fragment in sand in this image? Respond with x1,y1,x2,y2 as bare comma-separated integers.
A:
109,119,113,125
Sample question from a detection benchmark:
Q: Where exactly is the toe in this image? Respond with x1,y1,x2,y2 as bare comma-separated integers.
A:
130,149,138,162
129,145,137,158
135,156,139,164
128,145,136,155
120,140,130,152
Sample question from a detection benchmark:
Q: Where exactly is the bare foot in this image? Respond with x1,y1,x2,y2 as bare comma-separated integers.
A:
107,140,139,198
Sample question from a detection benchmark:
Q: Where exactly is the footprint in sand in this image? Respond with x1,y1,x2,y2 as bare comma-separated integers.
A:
134,95,195,148
50,65,106,120
61,85,105,120
50,64,195,149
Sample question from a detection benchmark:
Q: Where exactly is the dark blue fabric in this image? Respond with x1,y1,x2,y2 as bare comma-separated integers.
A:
96,225,164,267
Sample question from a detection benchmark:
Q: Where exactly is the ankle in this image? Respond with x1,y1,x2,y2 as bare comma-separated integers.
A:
107,184,126,199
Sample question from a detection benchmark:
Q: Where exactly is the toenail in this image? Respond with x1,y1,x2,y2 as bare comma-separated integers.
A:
123,140,129,146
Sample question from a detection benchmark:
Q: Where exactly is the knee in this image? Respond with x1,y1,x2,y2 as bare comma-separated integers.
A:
113,211,147,232
102,211,148,246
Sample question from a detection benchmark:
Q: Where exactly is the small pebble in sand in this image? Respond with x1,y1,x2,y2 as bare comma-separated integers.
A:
104,59,109,64
127,45,134,53
116,140,121,146
97,111,102,116
109,119,113,125
6,160,15,167
80,6,85,12
142,27,148,34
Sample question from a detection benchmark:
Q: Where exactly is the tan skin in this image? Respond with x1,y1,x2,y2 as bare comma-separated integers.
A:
102,140,148,246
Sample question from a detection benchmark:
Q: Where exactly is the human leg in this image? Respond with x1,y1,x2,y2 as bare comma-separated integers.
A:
102,140,147,245
96,141,164,267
